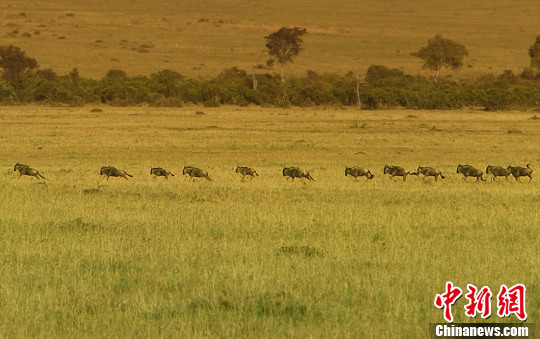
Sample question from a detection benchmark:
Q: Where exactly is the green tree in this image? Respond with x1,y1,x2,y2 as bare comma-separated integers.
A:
149,70,184,97
528,35,540,69
417,35,468,81
265,27,307,83
0,45,38,86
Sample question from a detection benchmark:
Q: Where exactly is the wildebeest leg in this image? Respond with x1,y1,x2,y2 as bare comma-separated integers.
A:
106,176,110,180
528,175,532,182
403,175,407,182
435,175,438,182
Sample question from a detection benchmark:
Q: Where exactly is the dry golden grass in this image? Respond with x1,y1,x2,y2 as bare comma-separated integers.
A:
0,106,538,337
2,0,539,79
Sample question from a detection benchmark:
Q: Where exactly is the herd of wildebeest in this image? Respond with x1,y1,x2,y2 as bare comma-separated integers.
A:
10,163,534,184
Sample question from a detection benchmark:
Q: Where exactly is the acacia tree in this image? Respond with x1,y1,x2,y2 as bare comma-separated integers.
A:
265,27,307,83
417,35,468,81
0,45,38,86
529,35,540,70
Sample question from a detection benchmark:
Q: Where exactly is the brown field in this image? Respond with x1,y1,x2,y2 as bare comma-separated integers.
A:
1,1,539,337
0,106,538,337
1,0,540,79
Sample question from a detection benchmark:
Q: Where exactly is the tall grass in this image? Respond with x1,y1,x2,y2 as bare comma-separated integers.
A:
0,106,538,337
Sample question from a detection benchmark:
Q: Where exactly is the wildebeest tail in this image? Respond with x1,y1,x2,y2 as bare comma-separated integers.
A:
440,174,445,179
126,173,133,177
38,172,45,179
308,174,315,181
170,173,175,176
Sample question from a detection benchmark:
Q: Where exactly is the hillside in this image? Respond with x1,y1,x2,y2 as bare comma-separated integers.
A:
1,0,540,79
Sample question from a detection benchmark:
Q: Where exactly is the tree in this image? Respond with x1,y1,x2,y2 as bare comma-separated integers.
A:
529,35,540,69
417,35,468,81
149,70,184,97
0,45,38,86
265,27,307,83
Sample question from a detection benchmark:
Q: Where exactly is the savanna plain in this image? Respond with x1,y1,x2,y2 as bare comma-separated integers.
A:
0,106,538,338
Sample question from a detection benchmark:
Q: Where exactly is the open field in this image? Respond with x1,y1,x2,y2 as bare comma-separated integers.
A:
1,0,540,79
0,106,538,337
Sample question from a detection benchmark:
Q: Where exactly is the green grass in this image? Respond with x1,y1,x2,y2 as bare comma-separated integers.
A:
0,106,538,337
2,0,539,79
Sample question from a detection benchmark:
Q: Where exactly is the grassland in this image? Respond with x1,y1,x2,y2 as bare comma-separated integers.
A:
0,106,538,337
2,0,540,80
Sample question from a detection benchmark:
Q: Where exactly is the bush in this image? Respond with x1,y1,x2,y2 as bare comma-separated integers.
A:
0,80,16,104
1,45,540,110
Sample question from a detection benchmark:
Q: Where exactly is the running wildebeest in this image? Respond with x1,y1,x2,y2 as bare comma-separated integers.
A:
485,165,511,181
345,167,374,180
456,164,486,182
13,163,45,180
183,166,211,180
412,165,445,181
507,164,533,182
383,165,410,181
282,167,314,181
236,166,258,181
150,167,174,179
100,166,133,180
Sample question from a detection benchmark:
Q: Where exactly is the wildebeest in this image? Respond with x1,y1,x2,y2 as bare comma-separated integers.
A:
485,165,511,181
100,166,133,180
236,166,258,180
282,167,314,181
183,166,211,180
507,164,533,182
383,165,410,181
413,165,445,181
150,167,174,179
345,167,374,180
456,164,486,182
14,163,45,180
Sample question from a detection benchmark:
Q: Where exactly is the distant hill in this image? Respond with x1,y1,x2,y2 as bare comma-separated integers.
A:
2,0,539,79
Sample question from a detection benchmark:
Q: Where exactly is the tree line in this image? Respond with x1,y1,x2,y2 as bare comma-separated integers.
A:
1,32,540,110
